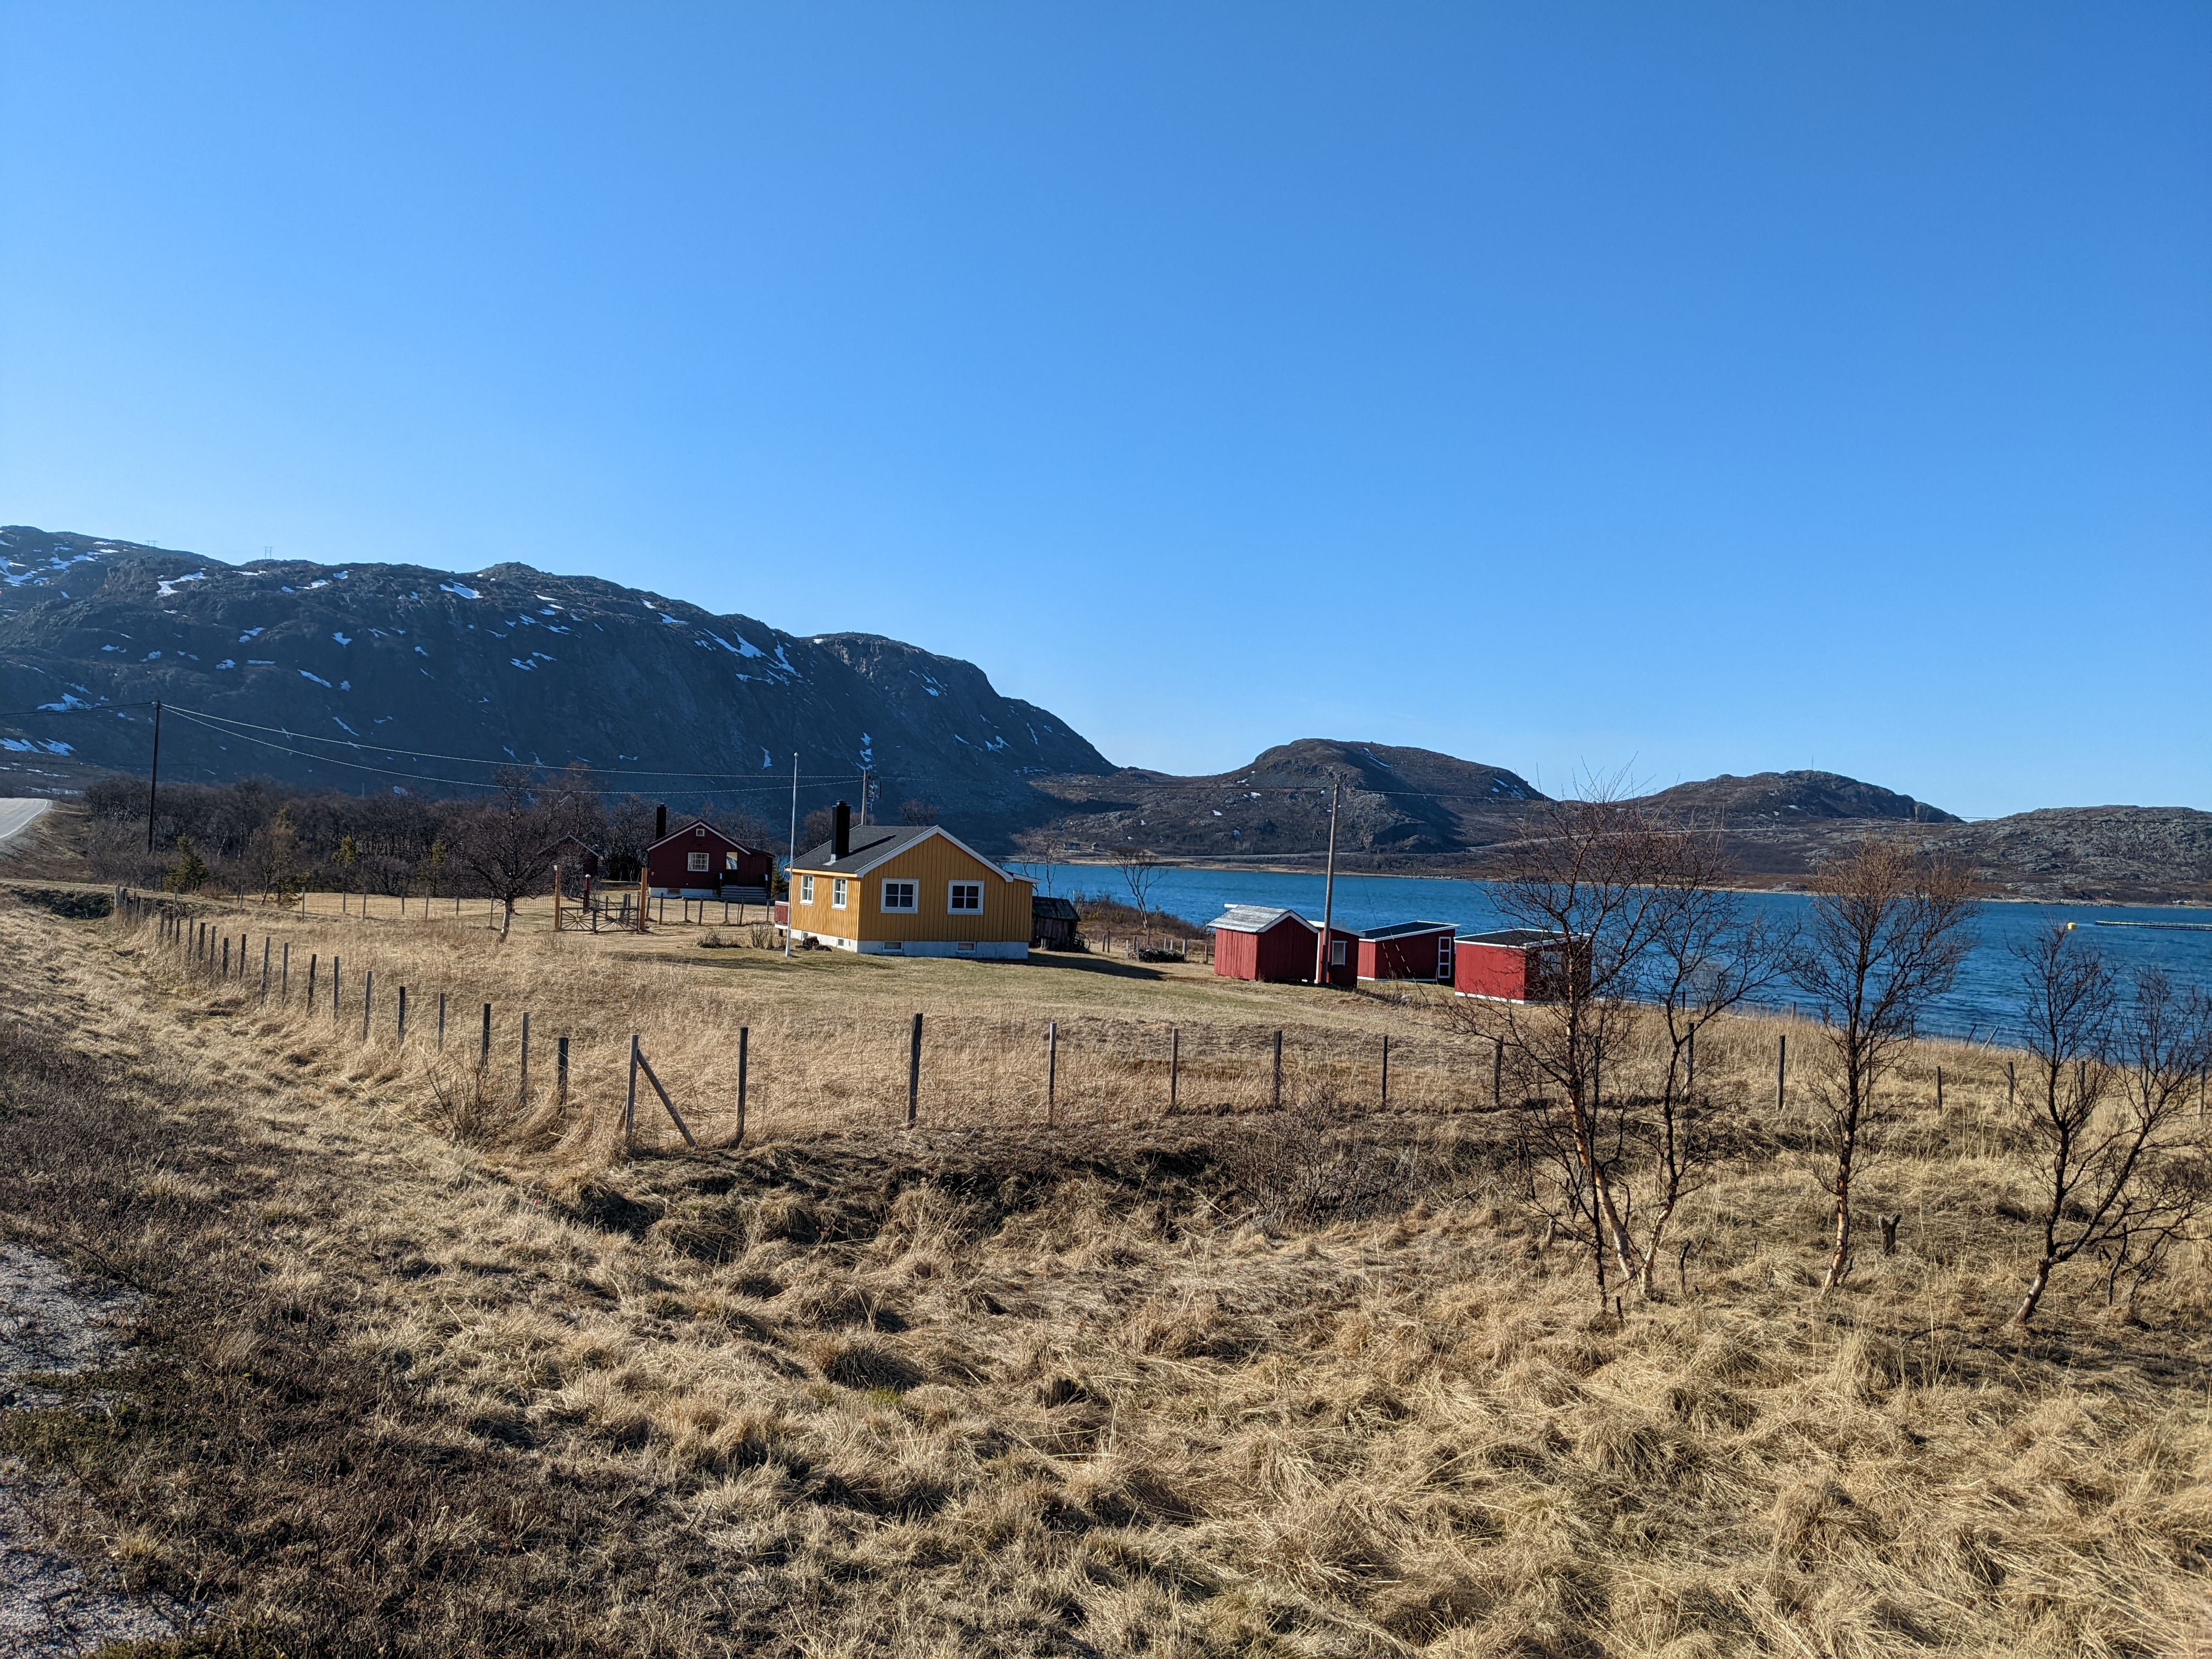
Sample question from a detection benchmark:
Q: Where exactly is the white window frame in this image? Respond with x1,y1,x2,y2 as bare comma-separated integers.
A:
1437,935,1455,980
831,877,848,910
799,874,815,905
882,879,918,913
1329,938,1347,967
687,850,710,872
947,880,983,914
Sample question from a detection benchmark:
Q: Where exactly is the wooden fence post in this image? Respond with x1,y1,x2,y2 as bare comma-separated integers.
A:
437,992,448,1051
1380,1033,1390,1108
1047,1020,1058,1126
362,969,373,1041
222,936,229,977
521,1012,531,1106
1936,1066,1945,1110
1272,1030,1283,1110
556,1035,570,1113
481,1003,492,1066
331,956,340,1022
261,937,270,1000
552,865,562,933
281,941,290,1004
398,986,408,1045
1170,1026,1180,1110
625,1035,639,1150
307,953,317,1011
1776,1034,1787,1112
907,1013,923,1128
2006,1060,2016,1109
632,1042,697,1148
735,1026,748,1145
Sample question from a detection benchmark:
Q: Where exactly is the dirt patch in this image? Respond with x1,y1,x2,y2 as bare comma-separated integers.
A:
0,1244,195,1656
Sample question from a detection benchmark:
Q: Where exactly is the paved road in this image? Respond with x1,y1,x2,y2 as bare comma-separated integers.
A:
0,798,53,853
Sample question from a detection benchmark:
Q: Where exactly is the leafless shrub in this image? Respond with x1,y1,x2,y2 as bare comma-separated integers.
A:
1449,780,1726,1297
421,1054,528,1148
1220,1087,1431,1226
1114,843,1165,921
1793,837,1974,1290
2010,925,2212,1324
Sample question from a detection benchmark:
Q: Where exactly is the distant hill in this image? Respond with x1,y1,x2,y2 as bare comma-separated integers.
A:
1023,739,1543,862
1639,770,1960,826
0,527,1109,832
1934,806,2212,905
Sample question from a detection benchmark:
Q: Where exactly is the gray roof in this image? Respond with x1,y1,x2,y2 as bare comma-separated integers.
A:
1459,927,1562,948
1209,905,1315,935
790,823,935,877
1355,919,1455,941
789,822,1017,883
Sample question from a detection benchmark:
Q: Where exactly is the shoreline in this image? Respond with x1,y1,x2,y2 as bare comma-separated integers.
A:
1019,856,2212,910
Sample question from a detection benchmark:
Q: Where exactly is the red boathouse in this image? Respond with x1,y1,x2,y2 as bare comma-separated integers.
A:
1453,928,1587,1003
646,818,775,900
1353,920,1458,983
1210,905,1320,983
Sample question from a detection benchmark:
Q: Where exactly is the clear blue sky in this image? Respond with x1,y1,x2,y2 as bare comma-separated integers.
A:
3,5,2205,817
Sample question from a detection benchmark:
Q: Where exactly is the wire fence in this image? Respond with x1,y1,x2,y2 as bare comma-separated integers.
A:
113,890,1511,1158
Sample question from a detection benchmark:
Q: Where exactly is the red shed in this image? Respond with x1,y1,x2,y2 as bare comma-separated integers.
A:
1353,921,1458,983
1318,927,1357,988
1453,928,1588,1003
646,818,774,900
1210,905,1319,983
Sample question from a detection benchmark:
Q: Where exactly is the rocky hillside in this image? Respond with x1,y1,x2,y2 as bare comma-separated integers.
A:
0,528,1108,828
1022,740,1543,862
1640,769,1959,825
1936,808,2212,905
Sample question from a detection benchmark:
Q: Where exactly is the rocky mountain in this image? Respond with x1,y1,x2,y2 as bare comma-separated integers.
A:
1640,770,1959,825
0,528,1109,831
1021,739,1544,862
1934,808,2212,905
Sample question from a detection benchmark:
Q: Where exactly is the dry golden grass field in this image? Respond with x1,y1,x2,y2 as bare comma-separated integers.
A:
3,884,2210,1657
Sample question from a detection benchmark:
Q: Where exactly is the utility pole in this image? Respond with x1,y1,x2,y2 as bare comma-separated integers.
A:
145,700,163,854
785,752,799,960
1314,777,1340,987
859,768,871,826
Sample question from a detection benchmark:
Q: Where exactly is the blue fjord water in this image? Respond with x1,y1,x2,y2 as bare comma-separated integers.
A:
1012,862,2212,1046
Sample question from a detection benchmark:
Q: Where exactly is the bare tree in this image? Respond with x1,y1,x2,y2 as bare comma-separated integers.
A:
2010,927,2211,1325
1628,833,1797,1294
1115,843,1165,921
899,798,940,826
453,769,559,934
1452,784,1685,1295
1792,837,1974,1291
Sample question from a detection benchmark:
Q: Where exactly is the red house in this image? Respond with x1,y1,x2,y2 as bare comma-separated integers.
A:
1353,921,1458,983
1453,928,1588,1003
1211,906,1320,983
646,818,774,900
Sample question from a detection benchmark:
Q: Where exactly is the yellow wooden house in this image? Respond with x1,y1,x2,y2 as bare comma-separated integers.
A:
786,807,1034,960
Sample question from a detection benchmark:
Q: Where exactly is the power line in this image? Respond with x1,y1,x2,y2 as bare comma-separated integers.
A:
20,698,1556,808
